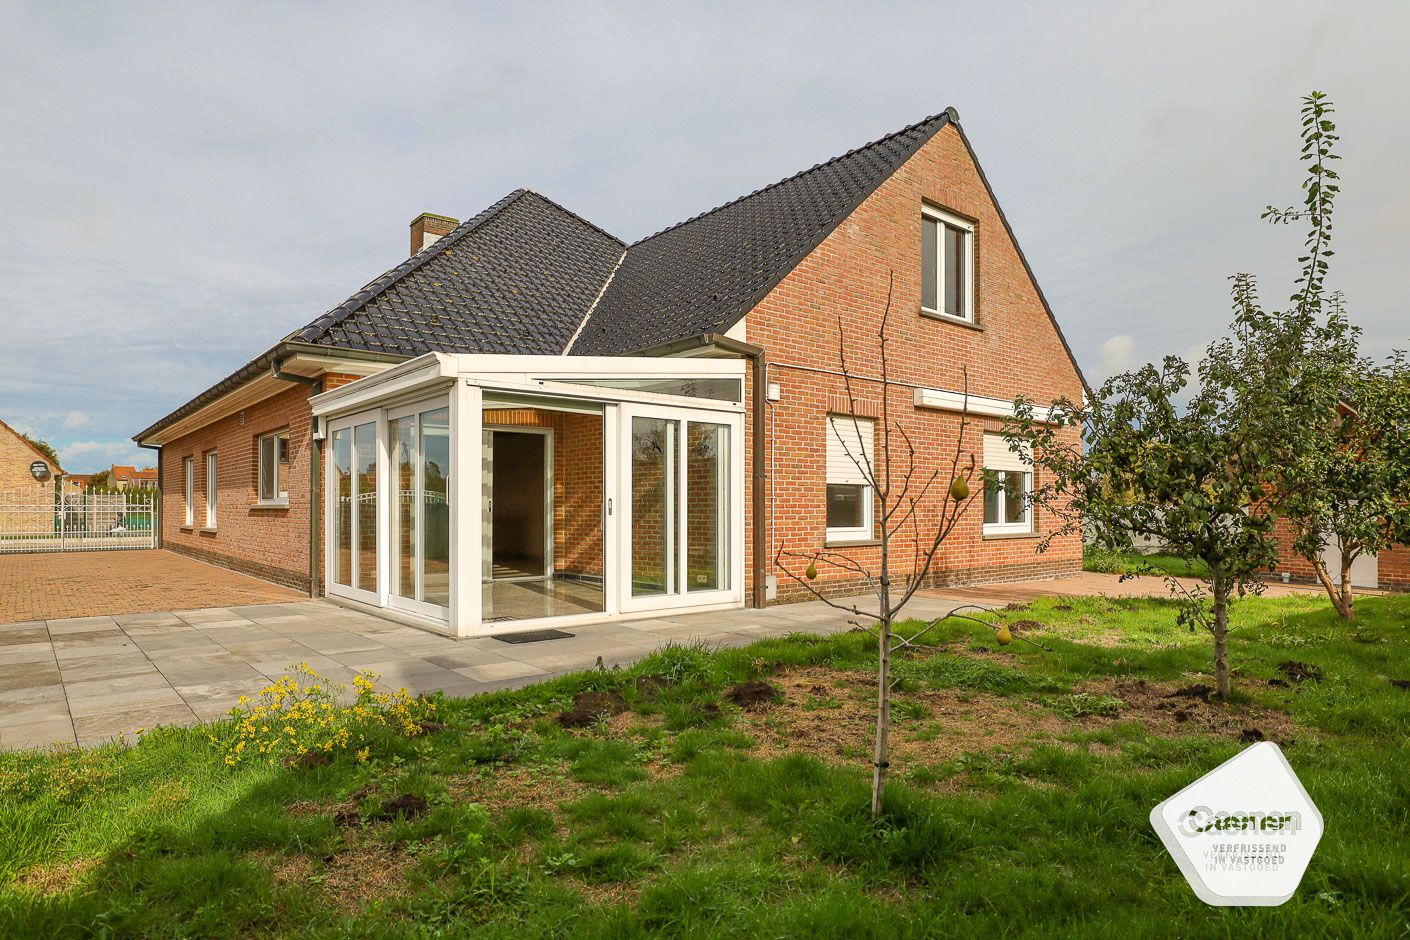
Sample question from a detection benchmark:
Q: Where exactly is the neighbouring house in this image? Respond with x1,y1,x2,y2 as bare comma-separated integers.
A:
110,465,159,491
0,417,61,492
134,108,1087,637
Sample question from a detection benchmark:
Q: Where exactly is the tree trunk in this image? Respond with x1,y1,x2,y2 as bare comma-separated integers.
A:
871,613,892,817
1338,554,1356,622
1212,577,1231,703
1312,555,1354,621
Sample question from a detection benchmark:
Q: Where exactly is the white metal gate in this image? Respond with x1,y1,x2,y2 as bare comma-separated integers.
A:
0,488,159,553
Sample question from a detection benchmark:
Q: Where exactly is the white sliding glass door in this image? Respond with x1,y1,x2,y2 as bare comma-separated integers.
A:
387,399,451,620
619,405,742,613
327,411,381,606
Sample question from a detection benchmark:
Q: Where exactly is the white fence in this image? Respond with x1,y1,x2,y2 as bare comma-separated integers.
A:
0,488,158,553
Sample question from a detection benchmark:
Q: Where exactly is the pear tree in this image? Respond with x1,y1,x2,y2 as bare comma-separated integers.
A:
1008,92,1352,701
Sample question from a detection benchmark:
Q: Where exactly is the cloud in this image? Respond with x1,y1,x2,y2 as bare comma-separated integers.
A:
57,440,151,474
0,2,1406,446
63,410,91,429
1099,335,1136,377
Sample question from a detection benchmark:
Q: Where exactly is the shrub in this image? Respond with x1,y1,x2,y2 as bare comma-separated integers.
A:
223,663,433,767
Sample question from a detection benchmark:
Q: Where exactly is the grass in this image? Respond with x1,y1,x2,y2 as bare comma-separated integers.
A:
2,592,1408,936
1084,544,1213,579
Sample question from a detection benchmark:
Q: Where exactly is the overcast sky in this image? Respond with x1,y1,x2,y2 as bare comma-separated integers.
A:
2,2,1406,473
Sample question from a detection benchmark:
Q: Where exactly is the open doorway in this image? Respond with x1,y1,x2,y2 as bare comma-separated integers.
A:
489,429,548,579
482,404,606,622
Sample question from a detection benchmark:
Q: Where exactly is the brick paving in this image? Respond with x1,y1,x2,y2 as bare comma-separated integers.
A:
0,550,302,623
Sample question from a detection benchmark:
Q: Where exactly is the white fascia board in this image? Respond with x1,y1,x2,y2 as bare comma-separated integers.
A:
448,353,746,379
913,386,1059,423
308,352,454,417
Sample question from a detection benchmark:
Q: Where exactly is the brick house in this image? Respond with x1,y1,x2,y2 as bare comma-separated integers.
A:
135,109,1087,637
0,417,60,492
110,465,159,491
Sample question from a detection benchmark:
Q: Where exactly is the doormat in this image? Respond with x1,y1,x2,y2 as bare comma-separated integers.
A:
493,629,575,644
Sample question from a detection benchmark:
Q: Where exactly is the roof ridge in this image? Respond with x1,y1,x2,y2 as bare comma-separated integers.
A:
520,189,626,247
0,416,62,471
289,188,531,345
629,108,957,248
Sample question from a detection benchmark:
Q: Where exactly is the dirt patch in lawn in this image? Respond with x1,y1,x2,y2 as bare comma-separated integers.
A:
257,840,411,910
731,665,1301,772
1077,676,1300,743
15,856,100,895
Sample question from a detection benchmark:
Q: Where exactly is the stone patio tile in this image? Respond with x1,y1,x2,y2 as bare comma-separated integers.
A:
423,649,517,670
0,640,55,661
131,632,222,652
3,699,73,725
0,661,61,691
295,633,392,656
1,718,77,750
0,626,49,647
158,661,267,687
0,620,47,633
413,678,486,697
453,661,548,682
73,703,197,746
45,616,121,635
173,676,272,705
68,684,187,720
113,611,187,627
64,669,175,700
55,652,158,682
52,641,141,662
0,682,66,706
174,607,241,622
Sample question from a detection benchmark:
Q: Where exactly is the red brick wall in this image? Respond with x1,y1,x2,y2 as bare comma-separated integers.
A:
483,407,604,578
1271,518,1410,592
160,381,325,591
742,123,1086,604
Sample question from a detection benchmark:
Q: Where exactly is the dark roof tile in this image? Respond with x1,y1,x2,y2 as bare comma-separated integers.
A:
293,189,624,356
568,110,954,355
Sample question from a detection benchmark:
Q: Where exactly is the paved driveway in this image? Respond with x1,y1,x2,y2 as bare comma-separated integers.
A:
0,550,302,623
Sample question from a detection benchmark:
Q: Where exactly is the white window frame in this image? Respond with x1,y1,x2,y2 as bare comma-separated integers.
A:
183,456,194,526
205,451,217,528
825,415,875,543
257,430,290,507
982,433,1033,536
921,204,976,324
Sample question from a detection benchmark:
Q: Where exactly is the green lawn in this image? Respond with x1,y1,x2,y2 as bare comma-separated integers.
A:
1084,544,1214,579
2,592,1408,937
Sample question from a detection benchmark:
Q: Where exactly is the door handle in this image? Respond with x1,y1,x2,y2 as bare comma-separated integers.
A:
607,497,613,516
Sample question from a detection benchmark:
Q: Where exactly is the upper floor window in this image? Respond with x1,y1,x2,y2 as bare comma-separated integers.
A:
921,206,975,322
258,430,290,506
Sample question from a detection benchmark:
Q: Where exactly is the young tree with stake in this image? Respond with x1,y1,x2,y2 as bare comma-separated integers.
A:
774,274,988,816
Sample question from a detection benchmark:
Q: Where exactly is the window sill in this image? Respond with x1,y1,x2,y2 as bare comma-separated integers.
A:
824,537,881,548
252,500,290,510
920,308,984,331
983,529,1039,541
179,525,195,533
199,527,218,535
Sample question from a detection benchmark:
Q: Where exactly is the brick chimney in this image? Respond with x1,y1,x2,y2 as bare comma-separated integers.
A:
409,212,458,255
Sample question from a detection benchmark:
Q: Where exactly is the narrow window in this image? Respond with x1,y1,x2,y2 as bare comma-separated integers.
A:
825,415,875,542
921,206,975,321
183,456,194,526
205,451,217,528
982,433,1033,535
258,430,291,505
